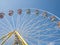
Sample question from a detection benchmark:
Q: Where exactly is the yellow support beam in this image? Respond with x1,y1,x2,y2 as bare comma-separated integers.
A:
1,32,14,45
0,31,28,45
14,31,28,45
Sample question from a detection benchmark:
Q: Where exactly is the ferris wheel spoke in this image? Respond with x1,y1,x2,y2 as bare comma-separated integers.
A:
11,16,15,29
16,15,20,29
32,21,55,31
24,18,47,30
32,22,52,30
18,15,23,29
23,14,42,30
28,37,51,44
26,37,37,42
0,26,11,32
25,38,34,45
42,37,60,42
25,36,38,45
0,25,13,33
17,14,22,29
53,39,60,42
0,22,12,31
28,27,58,36
25,36,49,44
0,29,9,35
45,36,60,41
19,13,25,30
31,25,57,35
23,17,49,32
20,14,30,30
33,34,60,38
29,28,57,35
21,14,34,30
26,29,60,37
22,13,39,30
20,16,26,30
51,26,60,34
24,19,51,33
4,16,13,30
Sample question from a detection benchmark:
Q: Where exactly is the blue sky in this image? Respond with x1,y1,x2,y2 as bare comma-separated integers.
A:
0,0,60,17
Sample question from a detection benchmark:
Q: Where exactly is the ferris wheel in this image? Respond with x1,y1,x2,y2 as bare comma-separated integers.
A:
0,8,60,45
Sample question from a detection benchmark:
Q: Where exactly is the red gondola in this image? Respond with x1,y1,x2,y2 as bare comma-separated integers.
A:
0,12,5,19
17,9,22,15
8,10,14,16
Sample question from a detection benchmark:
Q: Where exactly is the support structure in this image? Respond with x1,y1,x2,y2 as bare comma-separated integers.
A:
0,31,28,45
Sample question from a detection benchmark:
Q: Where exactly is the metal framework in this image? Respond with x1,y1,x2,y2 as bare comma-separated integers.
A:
0,31,28,45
